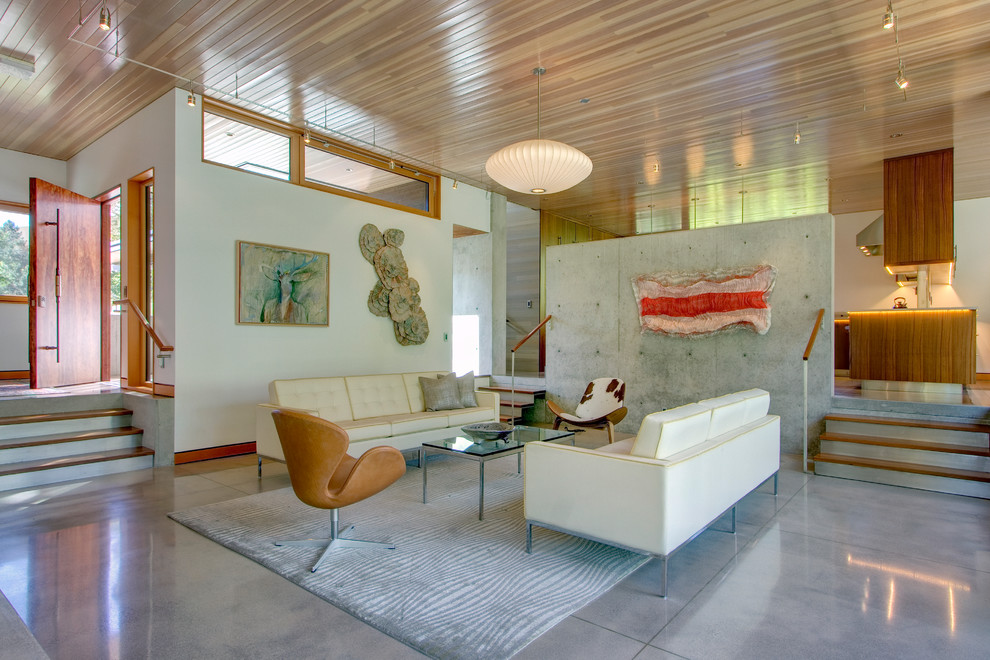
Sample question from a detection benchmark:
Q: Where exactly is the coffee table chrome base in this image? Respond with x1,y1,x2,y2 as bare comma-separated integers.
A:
421,446,500,521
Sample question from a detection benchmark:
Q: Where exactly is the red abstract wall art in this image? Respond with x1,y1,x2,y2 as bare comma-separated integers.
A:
632,265,777,337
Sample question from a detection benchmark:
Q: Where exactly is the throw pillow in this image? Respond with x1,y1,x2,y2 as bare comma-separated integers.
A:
455,371,478,408
420,372,463,411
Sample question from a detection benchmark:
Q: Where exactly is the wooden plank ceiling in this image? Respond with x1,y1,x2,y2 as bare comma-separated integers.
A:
2,0,989,237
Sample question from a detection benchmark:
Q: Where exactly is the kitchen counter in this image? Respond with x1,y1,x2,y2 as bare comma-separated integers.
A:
848,308,976,384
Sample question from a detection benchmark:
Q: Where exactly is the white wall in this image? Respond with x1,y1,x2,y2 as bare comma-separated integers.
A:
442,176,490,232
0,148,66,203
67,90,178,387
835,199,990,371
0,304,28,371
170,93,487,452
0,148,68,372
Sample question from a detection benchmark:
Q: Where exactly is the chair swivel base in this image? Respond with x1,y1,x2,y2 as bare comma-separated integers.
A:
275,510,395,572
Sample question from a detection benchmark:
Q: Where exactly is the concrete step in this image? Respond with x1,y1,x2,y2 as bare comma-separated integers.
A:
830,395,990,423
813,453,990,499
0,409,133,440
490,375,546,390
0,447,155,492
0,427,145,464
819,432,990,473
824,413,990,449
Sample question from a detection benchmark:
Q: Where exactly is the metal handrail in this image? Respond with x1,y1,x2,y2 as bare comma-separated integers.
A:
802,308,826,473
803,308,825,361
113,298,174,352
512,315,552,354
509,315,552,427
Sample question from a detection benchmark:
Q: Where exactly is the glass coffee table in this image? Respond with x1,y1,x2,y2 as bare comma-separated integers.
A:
419,425,575,520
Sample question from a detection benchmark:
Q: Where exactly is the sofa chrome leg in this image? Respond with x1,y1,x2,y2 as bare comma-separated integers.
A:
525,523,533,553
257,456,262,478
730,506,736,534
774,471,779,496
659,555,668,598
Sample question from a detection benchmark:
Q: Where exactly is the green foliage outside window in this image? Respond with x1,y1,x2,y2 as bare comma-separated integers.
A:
0,219,28,296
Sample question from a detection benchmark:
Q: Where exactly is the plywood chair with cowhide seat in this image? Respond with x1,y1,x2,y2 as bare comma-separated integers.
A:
546,378,627,444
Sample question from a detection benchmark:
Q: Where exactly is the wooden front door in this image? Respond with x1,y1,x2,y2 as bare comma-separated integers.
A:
29,178,103,388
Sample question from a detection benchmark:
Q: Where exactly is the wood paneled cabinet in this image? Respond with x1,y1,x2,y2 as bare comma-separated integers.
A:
849,309,976,384
883,148,953,270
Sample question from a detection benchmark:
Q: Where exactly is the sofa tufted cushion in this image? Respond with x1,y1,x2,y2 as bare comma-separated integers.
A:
630,403,712,459
346,374,412,419
384,411,450,435
335,418,392,442
419,372,463,411
737,389,770,421
699,389,770,436
270,377,353,422
447,406,495,426
705,398,749,438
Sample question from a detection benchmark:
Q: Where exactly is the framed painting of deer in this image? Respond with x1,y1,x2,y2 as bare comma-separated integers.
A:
236,241,329,326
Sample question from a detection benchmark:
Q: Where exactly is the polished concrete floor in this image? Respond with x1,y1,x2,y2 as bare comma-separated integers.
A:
1,429,989,660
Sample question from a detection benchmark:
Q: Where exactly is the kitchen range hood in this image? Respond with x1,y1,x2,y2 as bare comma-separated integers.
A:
856,214,883,256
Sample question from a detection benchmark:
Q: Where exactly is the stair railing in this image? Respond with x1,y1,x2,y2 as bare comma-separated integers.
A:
802,308,826,473
114,298,174,358
509,315,552,427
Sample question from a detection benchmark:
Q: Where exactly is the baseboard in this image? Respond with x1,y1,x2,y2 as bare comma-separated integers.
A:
153,383,175,397
977,373,990,381
0,371,29,380
174,442,256,464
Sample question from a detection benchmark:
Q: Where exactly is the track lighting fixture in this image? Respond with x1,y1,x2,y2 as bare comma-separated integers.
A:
883,2,895,30
895,64,908,89
794,122,801,144
304,130,311,144
187,91,195,106
99,1,111,30
452,180,458,190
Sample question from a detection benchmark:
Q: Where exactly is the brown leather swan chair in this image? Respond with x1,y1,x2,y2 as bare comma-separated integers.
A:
271,409,406,572
546,377,627,444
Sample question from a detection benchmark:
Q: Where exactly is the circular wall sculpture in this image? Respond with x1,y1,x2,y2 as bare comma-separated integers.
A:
360,223,429,345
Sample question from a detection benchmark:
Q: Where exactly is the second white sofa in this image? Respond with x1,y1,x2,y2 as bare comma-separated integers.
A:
256,371,499,474
524,388,780,597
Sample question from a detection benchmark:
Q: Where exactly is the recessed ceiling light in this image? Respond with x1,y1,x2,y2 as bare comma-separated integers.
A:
579,98,590,104
888,132,903,138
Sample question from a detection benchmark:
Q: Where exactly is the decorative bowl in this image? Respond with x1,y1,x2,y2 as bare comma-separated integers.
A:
461,422,514,441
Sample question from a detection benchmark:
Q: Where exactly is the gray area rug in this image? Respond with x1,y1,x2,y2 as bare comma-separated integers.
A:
169,457,649,659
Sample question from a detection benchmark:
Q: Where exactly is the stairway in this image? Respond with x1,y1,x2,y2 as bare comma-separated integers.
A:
0,397,152,492
813,396,990,499
479,375,547,424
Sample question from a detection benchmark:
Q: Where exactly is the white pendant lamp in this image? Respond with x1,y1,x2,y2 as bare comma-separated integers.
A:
486,67,592,195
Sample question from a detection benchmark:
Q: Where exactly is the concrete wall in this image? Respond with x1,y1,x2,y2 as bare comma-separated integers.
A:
835,199,990,371
453,233,493,376
545,214,834,455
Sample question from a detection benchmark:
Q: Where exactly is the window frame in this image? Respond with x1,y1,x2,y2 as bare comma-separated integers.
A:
0,200,30,302
202,99,440,220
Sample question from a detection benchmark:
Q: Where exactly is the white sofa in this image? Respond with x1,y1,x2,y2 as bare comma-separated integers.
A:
524,388,779,597
256,372,499,473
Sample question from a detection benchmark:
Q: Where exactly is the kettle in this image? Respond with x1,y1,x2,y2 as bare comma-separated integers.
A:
893,297,908,309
